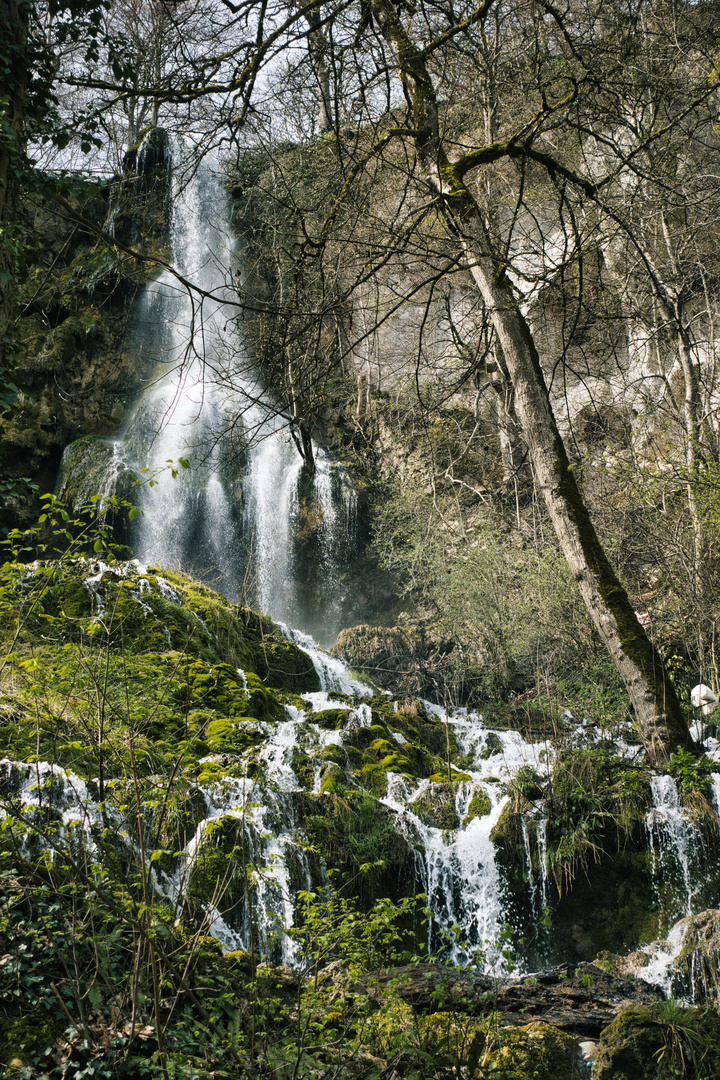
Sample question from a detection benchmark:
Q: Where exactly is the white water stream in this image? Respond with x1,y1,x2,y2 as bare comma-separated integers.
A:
111,139,358,646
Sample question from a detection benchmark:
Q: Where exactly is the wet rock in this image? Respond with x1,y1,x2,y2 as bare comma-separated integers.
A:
593,1002,720,1080
331,620,455,699
410,782,460,830
367,962,664,1039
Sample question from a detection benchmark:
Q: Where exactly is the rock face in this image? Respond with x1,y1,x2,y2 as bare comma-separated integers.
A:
332,619,456,699
369,962,664,1039
1,134,172,534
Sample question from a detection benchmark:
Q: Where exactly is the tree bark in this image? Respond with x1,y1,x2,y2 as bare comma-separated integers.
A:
371,0,694,762
306,5,333,134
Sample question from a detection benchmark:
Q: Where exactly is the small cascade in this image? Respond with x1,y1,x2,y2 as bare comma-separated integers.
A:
158,715,311,965
0,760,108,857
380,709,551,972
536,817,550,913
647,774,702,919
386,774,510,971
282,624,373,697
637,919,690,998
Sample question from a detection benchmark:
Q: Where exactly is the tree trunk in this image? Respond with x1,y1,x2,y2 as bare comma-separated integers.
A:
307,6,333,134
462,236,692,761
371,0,694,763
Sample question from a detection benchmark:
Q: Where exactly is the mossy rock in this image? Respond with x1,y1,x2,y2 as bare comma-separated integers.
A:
410,783,460,830
360,762,391,794
205,717,266,754
418,1013,581,1079
319,744,346,767
370,737,396,755
594,1004,720,1080
309,708,349,730
319,762,345,794
254,636,321,694
479,731,504,759
463,787,491,826
300,790,416,905
379,752,415,774
291,745,315,789
429,770,471,783
173,659,283,722
185,815,249,918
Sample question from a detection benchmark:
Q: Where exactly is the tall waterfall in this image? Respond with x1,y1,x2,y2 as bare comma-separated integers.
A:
119,142,357,645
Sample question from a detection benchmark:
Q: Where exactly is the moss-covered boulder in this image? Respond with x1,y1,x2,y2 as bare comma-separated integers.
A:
594,1003,720,1080
417,1013,582,1079
463,786,491,826
0,559,317,775
185,814,249,920
410,783,461,830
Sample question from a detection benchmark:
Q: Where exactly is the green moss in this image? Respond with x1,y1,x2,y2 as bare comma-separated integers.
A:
320,744,346,767
319,763,345,793
205,717,265,754
0,1011,63,1064
429,769,471,782
410,783,460,830
464,787,491,826
301,790,416,905
291,745,315,789
418,1014,581,1079
185,815,248,916
378,752,415,774
594,1003,720,1080
309,708,348,730
479,732,503,759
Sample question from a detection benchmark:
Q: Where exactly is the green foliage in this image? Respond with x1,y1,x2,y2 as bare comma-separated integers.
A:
545,747,652,891
594,1001,720,1080
667,749,715,801
373,484,606,707
496,748,653,899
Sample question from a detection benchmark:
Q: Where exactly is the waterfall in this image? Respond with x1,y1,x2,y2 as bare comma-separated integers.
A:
108,137,359,645
646,774,702,919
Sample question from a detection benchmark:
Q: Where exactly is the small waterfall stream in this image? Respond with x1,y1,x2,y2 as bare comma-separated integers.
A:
646,774,702,919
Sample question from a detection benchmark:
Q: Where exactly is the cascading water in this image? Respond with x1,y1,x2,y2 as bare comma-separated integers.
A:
646,774,703,920
110,137,359,645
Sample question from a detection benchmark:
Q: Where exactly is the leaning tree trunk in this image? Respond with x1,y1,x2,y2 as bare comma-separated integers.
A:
461,235,692,762
371,0,694,764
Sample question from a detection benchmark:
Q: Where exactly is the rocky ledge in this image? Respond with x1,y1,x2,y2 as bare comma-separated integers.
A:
368,961,663,1039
